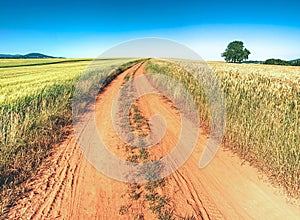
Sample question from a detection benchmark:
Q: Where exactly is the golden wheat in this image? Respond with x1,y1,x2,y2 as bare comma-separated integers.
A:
146,59,300,197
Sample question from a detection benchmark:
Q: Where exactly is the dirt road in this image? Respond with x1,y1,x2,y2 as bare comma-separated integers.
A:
6,62,300,219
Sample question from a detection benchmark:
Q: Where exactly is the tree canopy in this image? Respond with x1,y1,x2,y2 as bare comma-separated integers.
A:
221,41,250,63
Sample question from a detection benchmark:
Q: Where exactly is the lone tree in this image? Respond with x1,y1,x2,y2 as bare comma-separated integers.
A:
221,41,250,63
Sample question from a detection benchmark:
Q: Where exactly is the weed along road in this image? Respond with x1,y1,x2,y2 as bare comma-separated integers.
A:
6,61,300,219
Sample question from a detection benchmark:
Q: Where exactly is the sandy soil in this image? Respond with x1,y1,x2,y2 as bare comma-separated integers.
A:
5,62,300,220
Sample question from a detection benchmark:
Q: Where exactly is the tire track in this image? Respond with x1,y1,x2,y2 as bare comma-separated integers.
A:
133,64,224,219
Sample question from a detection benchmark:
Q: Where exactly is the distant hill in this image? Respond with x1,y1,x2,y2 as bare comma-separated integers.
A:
290,58,300,62
0,53,59,59
290,58,300,66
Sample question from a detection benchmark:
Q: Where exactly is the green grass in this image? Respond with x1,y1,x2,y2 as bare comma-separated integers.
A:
0,58,139,214
146,59,300,198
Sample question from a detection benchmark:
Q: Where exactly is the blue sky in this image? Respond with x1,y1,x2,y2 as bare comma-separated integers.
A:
1,0,300,60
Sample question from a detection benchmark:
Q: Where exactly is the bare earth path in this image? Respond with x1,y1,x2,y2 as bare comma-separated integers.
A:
6,62,300,219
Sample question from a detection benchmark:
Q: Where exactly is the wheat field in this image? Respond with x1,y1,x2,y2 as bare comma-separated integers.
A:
146,59,300,197
1,58,299,213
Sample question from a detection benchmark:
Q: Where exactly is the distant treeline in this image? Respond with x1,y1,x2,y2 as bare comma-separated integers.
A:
243,59,300,66
263,58,300,66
